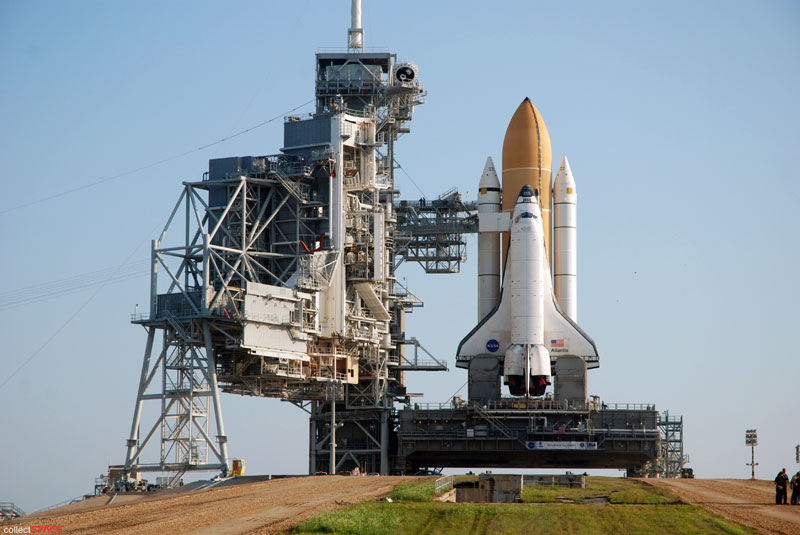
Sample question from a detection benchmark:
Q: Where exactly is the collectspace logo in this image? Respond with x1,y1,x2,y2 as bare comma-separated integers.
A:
3,527,63,534
485,339,500,353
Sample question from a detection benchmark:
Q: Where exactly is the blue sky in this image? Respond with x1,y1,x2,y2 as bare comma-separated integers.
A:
1,0,798,512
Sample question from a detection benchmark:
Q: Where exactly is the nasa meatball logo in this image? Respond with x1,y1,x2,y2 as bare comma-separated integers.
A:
486,339,500,352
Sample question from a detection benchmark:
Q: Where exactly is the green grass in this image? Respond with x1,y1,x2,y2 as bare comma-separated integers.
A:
521,476,681,504
289,502,758,535
388,477,437,502
289,477,757,535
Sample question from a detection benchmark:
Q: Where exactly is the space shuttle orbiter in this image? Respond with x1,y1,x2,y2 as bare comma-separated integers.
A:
456,184,598,396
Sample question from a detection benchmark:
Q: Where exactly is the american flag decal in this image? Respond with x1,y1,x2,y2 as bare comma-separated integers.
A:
551,339,564,348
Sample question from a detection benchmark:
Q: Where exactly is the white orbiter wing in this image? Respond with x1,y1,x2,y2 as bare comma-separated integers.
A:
456,237,599,369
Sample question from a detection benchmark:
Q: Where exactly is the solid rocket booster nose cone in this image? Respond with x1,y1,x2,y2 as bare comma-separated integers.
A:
479,156,500,188
556,155,573,180
562,155,572,173
554,155,576,201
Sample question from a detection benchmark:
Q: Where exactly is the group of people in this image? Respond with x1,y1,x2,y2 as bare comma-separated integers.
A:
774,468,800,505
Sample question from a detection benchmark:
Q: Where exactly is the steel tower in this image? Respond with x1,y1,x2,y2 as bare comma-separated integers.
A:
122,0,452,480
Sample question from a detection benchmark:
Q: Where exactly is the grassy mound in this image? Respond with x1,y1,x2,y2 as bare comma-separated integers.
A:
389,479,437,502
289,476,757,535
291,502,756,535
521,476,681,504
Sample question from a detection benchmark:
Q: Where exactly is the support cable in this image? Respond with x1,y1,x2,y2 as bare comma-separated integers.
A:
445,380,468,404
0,99,316,216
0,226,158,390
0,260,149,310
393,157,427,199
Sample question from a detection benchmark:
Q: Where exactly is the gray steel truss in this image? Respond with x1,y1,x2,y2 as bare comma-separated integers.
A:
123,38,453,479
124,321,229,476
394,189,477,273
123,168,316,477
658,411,685,478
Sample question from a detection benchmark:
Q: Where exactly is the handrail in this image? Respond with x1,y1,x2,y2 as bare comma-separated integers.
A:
473,404,522,444
434,475,454,494
0,502,27,517
267,163,307,202
30,495,88,514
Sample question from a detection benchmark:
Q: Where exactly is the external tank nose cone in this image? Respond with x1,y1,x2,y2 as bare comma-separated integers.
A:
502,98,551,160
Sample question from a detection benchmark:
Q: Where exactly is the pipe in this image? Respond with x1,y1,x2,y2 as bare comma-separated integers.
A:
351,0,361,30
300,232,326,254
348,0,364,48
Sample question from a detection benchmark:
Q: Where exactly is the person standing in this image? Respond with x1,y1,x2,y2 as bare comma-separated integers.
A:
791,471,800,505
775,468,789,504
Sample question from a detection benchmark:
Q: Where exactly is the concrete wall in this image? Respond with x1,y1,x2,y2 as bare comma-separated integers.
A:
456,474,523,503
523,473,585,488
455,487,489,503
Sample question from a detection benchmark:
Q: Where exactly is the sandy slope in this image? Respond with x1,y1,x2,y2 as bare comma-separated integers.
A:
645,478,800,535
3,476,417,535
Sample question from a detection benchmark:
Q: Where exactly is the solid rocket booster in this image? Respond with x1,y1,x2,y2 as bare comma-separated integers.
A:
501,98,552,270
553,156,577,322
477,157,501,320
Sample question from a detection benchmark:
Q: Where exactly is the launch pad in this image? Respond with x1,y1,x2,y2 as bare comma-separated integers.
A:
395,354,661,475
398,401,660,475
118,0,680,484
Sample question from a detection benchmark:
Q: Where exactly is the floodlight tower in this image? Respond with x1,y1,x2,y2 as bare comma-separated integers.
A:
745,429,758,480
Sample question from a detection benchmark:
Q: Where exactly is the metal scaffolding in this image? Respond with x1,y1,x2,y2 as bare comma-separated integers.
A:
124,321,229,478
122,41,451,478
641,410,685,478
394,189,477,273
659,411,685,478
122,155,330,478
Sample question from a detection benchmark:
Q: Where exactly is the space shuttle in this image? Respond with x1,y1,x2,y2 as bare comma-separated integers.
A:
457,185,597,395
457,98,598,397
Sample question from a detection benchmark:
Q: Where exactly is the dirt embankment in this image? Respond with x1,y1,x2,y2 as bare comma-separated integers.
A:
4,475,417,535
645,478,800,535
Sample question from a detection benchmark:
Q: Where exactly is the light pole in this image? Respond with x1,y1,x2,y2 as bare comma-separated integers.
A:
745,429,758,480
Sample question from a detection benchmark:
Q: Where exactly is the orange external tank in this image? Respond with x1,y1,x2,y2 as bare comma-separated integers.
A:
501,97,553,269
